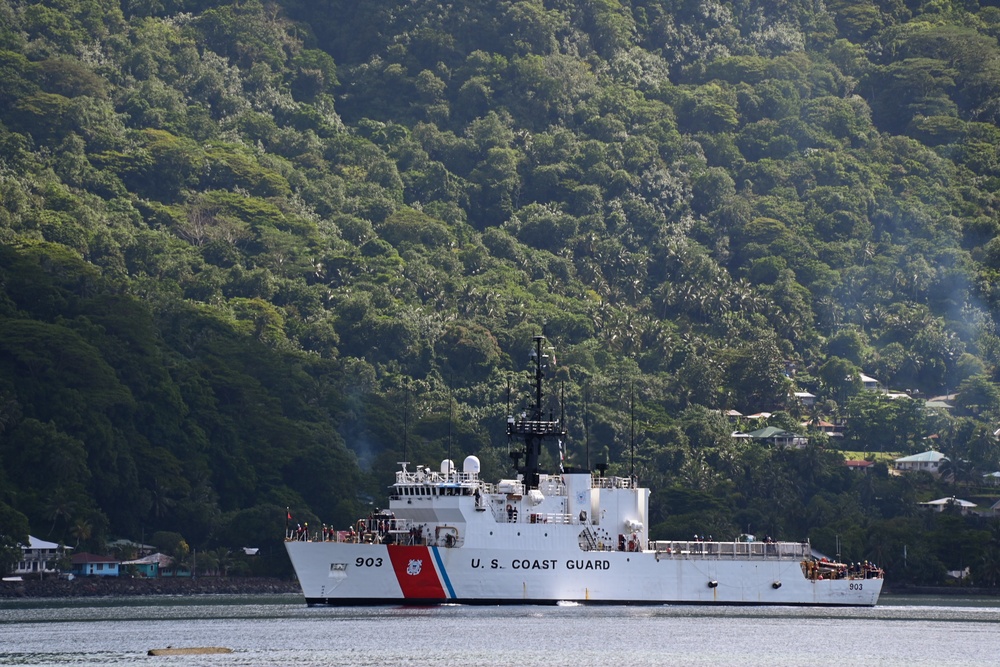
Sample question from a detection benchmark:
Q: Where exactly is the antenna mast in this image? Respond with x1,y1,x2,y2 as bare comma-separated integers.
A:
447,389,453,478
630,381,635,479
507,335,566,489
402,386,409,466
584,384,591,471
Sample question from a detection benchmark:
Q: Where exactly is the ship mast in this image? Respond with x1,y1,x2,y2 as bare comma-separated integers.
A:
508,335,566,489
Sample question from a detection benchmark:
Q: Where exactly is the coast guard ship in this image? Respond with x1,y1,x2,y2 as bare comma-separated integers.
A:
285,337,883,606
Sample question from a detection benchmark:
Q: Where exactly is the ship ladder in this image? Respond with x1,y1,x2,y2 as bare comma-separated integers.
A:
579,527,599,552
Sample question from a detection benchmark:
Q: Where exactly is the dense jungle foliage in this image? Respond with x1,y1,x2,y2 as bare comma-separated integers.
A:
2,0,1000,585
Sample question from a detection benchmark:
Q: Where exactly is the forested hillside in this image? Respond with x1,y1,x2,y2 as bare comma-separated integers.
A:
2,0,1000,584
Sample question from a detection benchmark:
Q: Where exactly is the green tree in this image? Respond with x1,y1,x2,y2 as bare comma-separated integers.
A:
867,58,959,135
843,392,925,455
953,375,1000,419
0,502,30,575
817,356,861,404
675,83,740,134
726,332,791,412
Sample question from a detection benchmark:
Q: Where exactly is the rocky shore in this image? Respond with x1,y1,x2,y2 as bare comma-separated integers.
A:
0,576,300,599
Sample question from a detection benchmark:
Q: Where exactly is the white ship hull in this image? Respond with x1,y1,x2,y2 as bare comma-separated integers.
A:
286,540,882,606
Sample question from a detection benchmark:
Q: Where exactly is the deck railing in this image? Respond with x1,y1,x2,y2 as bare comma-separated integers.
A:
285,517,417,544
649,540,810,560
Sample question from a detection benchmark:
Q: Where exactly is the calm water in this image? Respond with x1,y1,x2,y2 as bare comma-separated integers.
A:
1,593,998,666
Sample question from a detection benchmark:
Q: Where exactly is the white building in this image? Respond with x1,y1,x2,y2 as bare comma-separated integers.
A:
920,497,977,515
16,536,71,576
860,374,880,391
793,391,816,407
894,450,948,475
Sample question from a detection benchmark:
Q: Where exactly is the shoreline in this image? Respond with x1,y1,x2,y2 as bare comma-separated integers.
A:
0,576,300,599
883,585,1000,597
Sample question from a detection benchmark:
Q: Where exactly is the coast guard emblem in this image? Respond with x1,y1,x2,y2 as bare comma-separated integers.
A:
407,559,423,576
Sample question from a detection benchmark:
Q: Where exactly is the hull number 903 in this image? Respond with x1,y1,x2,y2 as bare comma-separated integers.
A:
355,557,383,568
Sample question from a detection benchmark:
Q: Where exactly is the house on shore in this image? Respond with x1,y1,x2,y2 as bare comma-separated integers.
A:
121,552,173,578
71,553,120,577
15,536,71,577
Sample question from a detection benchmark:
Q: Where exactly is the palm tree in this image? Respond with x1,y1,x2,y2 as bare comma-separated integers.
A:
149,479,176,519
44,494,76,537
196,551,218,577
973,522,1000,588
213,548,232,577
937,456,975,489
177,550,197,577
977,546,1000,588
71,518,92,549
